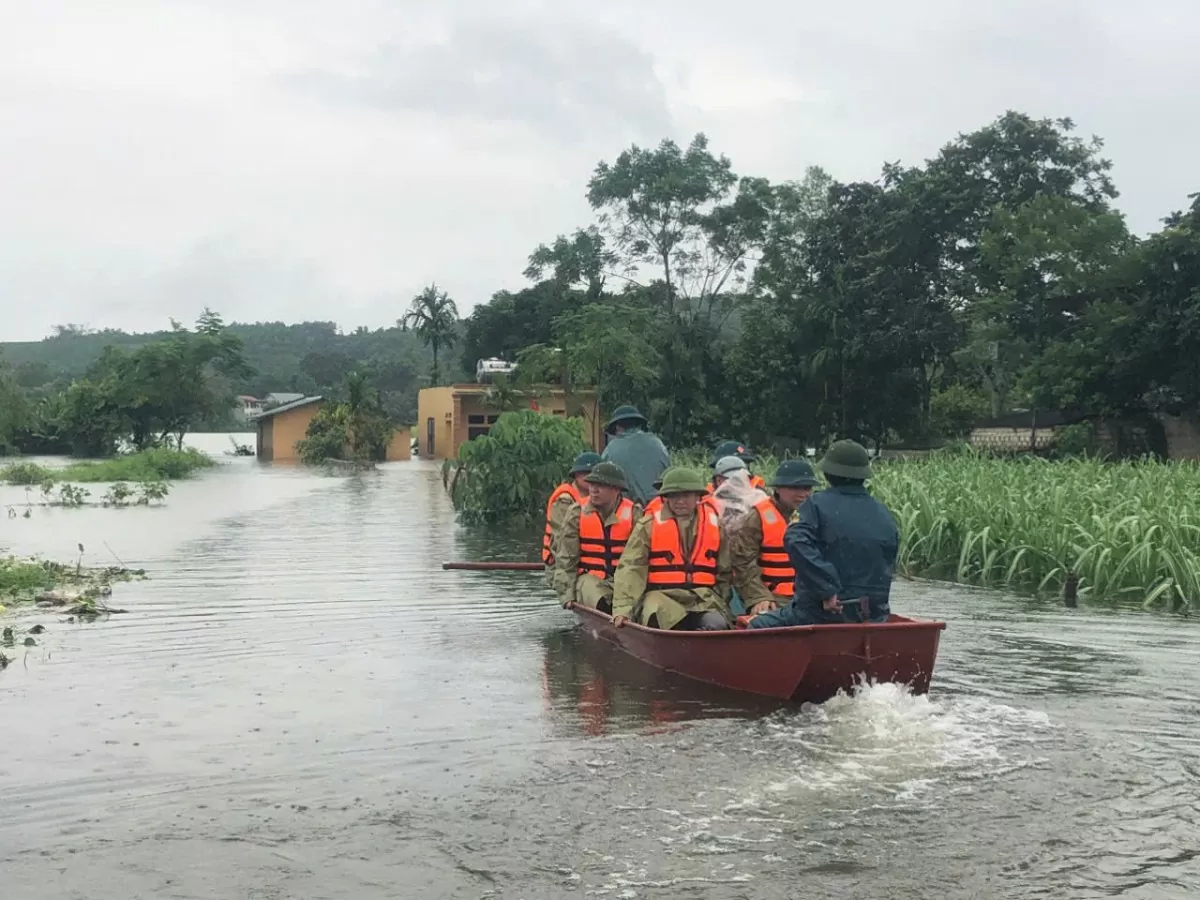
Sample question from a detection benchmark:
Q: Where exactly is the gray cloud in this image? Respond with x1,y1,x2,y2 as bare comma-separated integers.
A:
284,14,672,143
1,0,1198,340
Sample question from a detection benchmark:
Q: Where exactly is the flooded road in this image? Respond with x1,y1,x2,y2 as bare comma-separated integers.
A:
1,440,1197,898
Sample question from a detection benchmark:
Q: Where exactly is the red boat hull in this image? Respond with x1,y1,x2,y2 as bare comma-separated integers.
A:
567,603,946,703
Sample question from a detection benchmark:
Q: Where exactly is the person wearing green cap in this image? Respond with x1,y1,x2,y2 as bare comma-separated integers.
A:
553,461,641,613
600,405,669,507
542,451,602,566
747,440,899,628
731,458,821,616
611,467,733,631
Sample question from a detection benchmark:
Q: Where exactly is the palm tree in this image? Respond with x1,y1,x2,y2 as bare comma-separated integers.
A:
400,284,459,386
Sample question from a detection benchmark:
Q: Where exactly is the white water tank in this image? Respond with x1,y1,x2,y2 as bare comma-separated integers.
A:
476,358,517,383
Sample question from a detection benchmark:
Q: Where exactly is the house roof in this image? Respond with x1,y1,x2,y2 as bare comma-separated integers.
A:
265,392,306,404
254,396,325,420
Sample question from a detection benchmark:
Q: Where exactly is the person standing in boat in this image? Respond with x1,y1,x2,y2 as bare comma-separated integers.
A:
731,458,820,617
747,441,898,628
552,462,640,613
611,467,733,631
542,451,601,566
600,405,669,506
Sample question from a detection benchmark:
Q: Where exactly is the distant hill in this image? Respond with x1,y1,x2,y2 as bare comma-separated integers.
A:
1,321,468,425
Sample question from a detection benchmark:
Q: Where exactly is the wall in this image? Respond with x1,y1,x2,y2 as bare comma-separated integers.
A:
969,426,1059,452
416,386,456,460
415,386,602,460
1157,414,1200,459
385,427,413,461
257,403,323,462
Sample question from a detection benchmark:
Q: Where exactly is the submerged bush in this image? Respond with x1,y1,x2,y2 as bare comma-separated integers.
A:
0,448,213,485
447,410,588,526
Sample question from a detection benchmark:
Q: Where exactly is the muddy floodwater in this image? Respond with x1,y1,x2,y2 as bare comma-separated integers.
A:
1,435,1197,899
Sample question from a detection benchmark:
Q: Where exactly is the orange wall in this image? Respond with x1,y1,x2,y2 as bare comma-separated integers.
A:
416,385,601,460
385,427,413,461
258,403,323,462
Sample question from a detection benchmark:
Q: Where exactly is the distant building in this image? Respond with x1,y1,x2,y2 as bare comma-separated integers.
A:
416,384,601,460
236,395,264,422
255,396,325,461
254,394,412,463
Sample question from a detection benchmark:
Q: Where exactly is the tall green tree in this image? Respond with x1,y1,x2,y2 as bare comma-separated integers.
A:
400,284,459,386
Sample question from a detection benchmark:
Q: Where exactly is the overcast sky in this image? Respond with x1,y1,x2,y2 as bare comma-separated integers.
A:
1,0,1196,341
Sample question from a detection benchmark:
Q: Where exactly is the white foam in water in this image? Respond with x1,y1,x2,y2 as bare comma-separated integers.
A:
730,679,1053,808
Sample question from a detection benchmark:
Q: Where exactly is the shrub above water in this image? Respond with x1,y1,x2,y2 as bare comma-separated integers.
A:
446,410,589,526
0,447,214,485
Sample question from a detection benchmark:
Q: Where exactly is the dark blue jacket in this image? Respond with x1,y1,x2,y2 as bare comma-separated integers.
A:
748,484,898,628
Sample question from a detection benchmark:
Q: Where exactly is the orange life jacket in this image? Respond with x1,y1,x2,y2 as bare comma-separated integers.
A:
542,482,582,565
577,498,636,580
751,474,766,491
646,506,722,590
645,496,663,516
754,496,794,596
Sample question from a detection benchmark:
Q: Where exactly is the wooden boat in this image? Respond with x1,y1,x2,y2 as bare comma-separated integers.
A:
566,602,946,703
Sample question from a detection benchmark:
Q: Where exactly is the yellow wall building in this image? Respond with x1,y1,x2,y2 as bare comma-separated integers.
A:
256,396,325,462
256,395,413,463
416,384,601,460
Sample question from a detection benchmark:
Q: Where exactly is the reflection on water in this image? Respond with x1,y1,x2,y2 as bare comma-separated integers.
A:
0,442,1196,899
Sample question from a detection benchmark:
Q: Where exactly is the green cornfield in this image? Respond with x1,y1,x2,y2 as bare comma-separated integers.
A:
673,449,1198,611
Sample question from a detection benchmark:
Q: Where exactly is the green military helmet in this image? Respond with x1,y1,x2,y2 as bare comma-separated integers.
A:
656,467,709,496
818,440,872,480
604,404,648,434
709,439,755,467
569,451,602,475
584,460,626,488
713,455,748,478
769,458,820,488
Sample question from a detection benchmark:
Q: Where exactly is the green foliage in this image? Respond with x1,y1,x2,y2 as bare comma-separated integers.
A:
0,557,57,597
447,411,588,526
400,284,460,387
296,373,394,464
930,386,992,440
0,448,213,485
871,456,1198,612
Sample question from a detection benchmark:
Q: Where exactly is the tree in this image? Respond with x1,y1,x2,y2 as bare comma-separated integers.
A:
586,133,769,329
400,284,459,386
297,372,394,464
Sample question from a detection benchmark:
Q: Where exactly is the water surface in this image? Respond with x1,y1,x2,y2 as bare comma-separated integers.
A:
1,443,1196,898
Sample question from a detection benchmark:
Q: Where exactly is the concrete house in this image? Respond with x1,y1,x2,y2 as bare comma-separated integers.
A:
255,395,413,463
416,384,601,460
256,396,326,462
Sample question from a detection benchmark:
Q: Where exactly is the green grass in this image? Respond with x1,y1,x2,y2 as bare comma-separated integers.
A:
0,557,57,597
673,446,1197,612
0,447,215,485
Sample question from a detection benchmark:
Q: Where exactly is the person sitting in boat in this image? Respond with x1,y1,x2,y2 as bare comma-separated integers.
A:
708,455,766,529
601,405,670,507
746,441,898,628
542,451,602,566
731,458,820,617
552,462,641,613
611,467,733,631
708,440,766,492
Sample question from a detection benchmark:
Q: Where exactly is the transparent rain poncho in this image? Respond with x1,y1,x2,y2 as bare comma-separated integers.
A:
708,471,769,536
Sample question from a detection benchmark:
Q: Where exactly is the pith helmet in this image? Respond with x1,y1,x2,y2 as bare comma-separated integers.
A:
569,451,602,474
713,455,747,478
710,439,755,466
818,440,872,480
770,458,819,488
656,467,708,496
584,461,626,488
604,405,648,434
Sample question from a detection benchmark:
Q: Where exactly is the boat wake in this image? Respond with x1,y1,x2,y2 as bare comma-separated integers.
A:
730,679,1054,809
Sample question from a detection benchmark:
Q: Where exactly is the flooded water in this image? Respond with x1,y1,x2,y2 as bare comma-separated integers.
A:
1,435,1197,899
